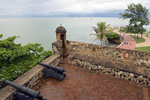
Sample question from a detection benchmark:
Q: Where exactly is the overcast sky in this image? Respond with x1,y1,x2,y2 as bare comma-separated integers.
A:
0,0,150,17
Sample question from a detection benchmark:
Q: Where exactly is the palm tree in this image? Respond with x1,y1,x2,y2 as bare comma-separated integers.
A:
90,22,109,45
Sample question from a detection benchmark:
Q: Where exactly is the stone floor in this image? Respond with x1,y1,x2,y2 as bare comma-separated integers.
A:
33,58,150,100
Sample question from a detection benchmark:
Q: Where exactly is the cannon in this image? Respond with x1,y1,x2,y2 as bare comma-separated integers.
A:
3,80,47,100
37,62,66,80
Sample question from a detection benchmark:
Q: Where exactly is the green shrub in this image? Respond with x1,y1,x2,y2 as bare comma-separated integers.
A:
0,34,52,88
105,32,119,40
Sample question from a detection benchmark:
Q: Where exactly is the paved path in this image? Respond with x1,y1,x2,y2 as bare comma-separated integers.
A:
33,58,150,100
113,30,136,50
136,36,150,47
114,29,150,48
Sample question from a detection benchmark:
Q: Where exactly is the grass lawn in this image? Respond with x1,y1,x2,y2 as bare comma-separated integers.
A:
129,35,145,44
135,46,150,53
119,30,126,33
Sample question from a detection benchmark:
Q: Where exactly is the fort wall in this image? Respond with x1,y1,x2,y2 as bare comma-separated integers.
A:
67,41,150,86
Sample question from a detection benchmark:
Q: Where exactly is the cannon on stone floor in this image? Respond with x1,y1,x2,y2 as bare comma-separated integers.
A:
37,62,66,80
3,80,47,100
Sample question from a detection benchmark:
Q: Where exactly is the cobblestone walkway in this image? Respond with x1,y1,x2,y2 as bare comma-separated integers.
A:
113,30,136,50
33,58,149,100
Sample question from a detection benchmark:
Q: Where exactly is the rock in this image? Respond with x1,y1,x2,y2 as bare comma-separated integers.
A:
147,58,150,66
130,73,134,78
117,71,123,76
94,66,98,70
134,78,139,83
88,67,91,70
138,76,143,80
73,48,76,51
97,66,102,69
143,60,147,63
124,77,129,80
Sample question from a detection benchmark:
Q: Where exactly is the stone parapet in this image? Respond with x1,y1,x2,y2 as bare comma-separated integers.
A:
68,40,150,86
68,41,150,70
70,53,150,78
70,56,150,87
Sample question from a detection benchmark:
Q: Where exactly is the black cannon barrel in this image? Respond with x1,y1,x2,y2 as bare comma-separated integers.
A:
3,80,41,99
37,62,65,73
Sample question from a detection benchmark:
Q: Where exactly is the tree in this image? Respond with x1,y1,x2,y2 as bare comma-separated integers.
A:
90,22,109,45
0,34,44,66
0,34,52,87
120,3,150,38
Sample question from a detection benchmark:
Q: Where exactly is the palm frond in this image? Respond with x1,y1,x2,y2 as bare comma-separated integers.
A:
107,24,111,27
91,38,97,44
97,22,107,33
89,33,96,36
92,27,99,33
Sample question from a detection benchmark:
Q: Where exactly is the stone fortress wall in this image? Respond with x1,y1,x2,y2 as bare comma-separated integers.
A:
53,39,150,86
67,41,150,86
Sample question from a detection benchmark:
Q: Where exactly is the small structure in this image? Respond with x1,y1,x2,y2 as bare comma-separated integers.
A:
55,25,70,57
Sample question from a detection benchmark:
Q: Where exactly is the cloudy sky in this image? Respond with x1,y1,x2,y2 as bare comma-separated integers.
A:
0,0,150,17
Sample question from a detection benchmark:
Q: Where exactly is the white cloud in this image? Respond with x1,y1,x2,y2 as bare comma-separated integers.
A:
0,0,150,17
57,0,150,14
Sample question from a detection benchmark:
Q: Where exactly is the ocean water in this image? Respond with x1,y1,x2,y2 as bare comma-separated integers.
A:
0,17,150,51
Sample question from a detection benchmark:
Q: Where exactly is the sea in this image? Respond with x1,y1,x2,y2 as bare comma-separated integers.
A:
0,17,150,51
